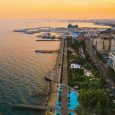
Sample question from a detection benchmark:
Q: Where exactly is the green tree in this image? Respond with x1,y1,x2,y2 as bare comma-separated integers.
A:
95,101,102,115
79,89,110,109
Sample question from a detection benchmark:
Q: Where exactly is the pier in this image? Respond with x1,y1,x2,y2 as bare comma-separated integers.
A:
36,39,60,41
35,50,59,53
11,103,56,111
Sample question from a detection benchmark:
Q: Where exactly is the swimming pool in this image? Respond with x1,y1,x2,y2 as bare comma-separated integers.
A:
56,111,61,115
68,112,74,115
68,91,79,110
68,90,79,115
56,84,79,115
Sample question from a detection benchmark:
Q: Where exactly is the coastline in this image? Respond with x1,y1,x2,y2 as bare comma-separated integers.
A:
45,39,62,115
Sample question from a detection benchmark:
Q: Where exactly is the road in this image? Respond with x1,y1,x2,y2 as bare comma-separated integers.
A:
86,40,108,77
85,40,115,95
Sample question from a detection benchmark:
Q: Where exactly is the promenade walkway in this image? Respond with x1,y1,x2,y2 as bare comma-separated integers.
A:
61,39,68,115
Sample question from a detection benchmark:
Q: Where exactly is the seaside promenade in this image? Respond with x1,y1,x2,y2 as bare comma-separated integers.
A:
61,39,68,115
45,38,69,115
45,38,65,115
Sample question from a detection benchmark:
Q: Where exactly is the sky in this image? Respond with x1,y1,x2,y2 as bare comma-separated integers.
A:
0,0,115,19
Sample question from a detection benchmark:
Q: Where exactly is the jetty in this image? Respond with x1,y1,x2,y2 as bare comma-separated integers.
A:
35,50,59,53
36,39,60,41
11,103,56,111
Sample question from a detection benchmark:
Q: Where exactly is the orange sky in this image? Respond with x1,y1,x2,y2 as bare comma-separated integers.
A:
0,0,115,19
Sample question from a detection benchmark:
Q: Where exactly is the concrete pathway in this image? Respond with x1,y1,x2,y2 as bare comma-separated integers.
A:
61,39,68,115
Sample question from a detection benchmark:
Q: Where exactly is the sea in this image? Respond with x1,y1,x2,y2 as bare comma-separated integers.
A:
0,19,110,115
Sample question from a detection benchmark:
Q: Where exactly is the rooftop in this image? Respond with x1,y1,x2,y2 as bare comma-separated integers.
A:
70,64,81,69
112,52,115,56
110,52,115,57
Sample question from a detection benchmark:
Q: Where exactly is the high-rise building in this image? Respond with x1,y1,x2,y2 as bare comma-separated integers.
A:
108,52,115,71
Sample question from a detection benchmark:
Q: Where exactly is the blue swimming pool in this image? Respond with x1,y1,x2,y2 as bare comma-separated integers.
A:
68,91,79,110
68,112,74,115
56,84,79,115
56,111,61,115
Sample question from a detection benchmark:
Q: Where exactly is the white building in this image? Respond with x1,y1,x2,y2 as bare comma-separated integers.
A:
70,64,81,69
108,52,115,71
